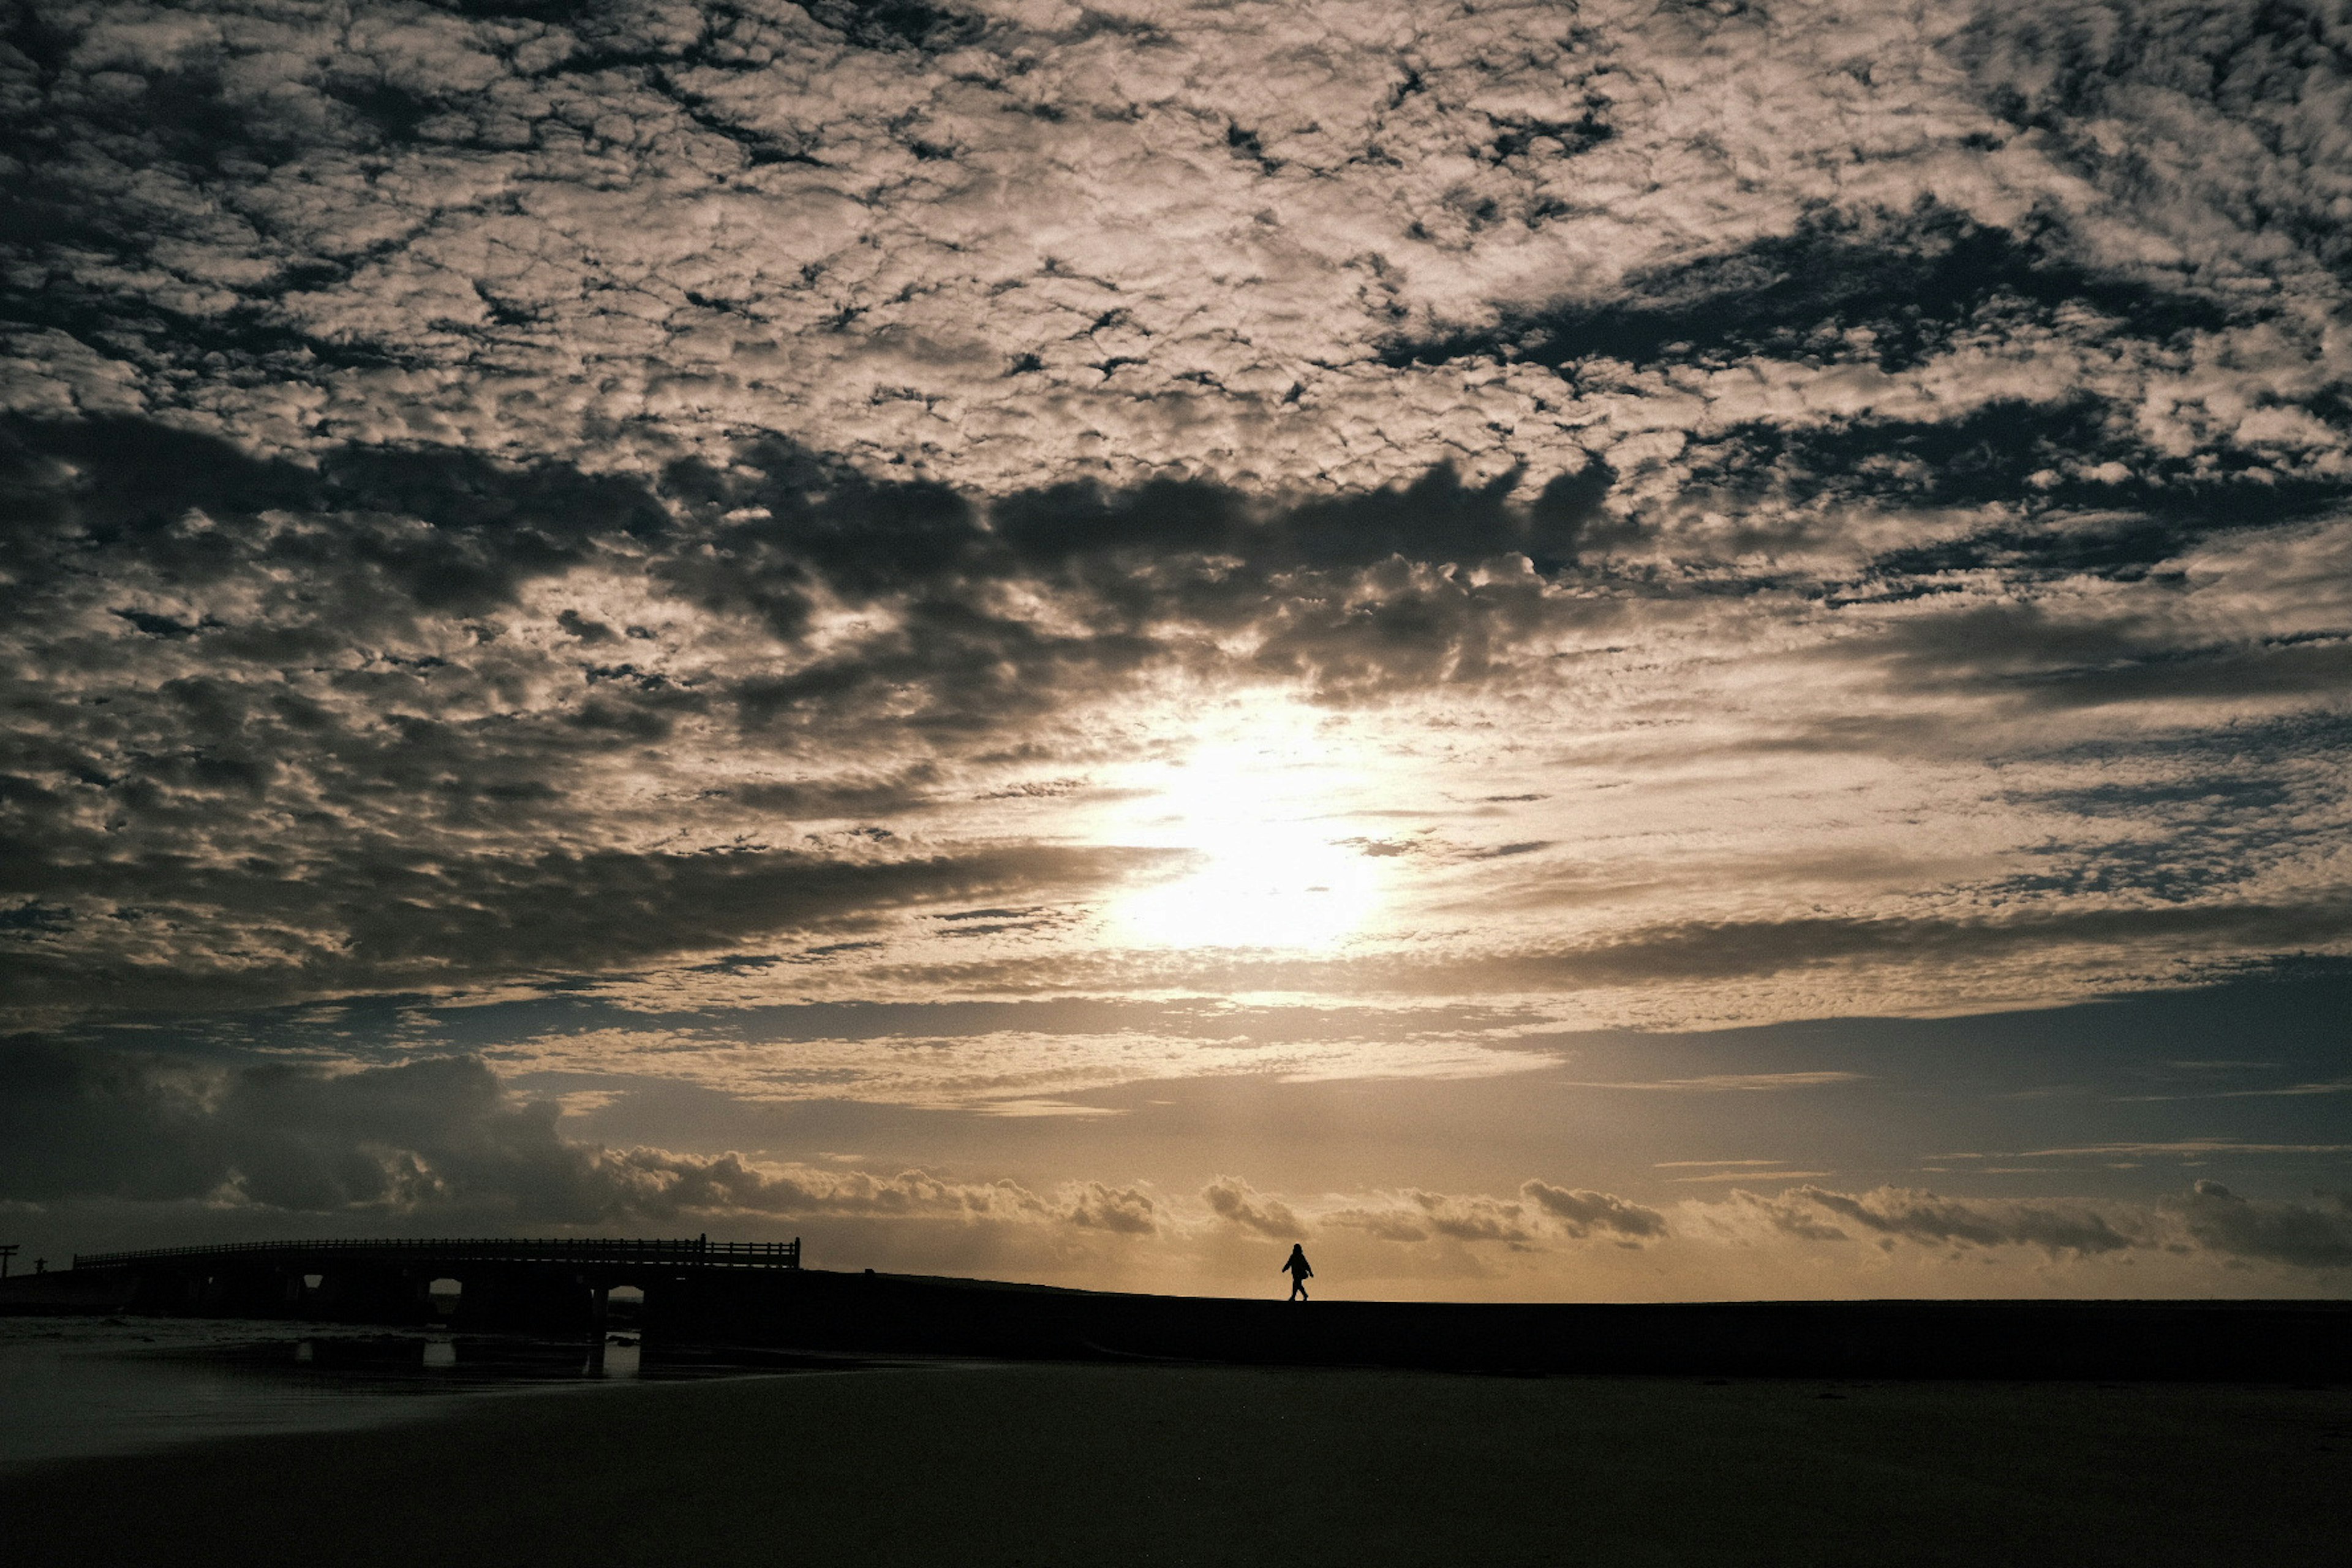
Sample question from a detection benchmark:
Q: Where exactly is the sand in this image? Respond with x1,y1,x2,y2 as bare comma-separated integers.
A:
6,1362,2348,1565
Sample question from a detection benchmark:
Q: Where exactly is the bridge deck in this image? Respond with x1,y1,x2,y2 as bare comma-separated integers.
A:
72,1237,802,1270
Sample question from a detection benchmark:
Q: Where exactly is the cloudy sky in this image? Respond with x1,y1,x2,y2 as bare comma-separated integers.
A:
4,0,2350,1297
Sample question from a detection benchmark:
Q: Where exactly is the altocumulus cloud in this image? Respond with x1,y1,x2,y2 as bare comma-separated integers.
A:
4,0,2352,1036
6,0,2348,499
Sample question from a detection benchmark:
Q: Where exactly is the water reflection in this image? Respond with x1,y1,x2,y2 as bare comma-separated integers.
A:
0,1317,814,1470
253,1329,685,1388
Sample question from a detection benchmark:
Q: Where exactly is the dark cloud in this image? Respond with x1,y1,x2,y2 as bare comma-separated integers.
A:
0,840,1165,1017
1202,1176,1304,1239
1956,0,2352,279
0,414,1581,1017
1534,905,2352,987
2170,1180,2352,1269
0,1038,1126,1230
1793,597,2352,745
1384,202,2237,376
0,409,1649,1022
1071,903,2352,998
1787,1184,2143,1256
0,415,662,619
1732,1180,2352,1270
801,0,989,55
671,442,1620,625
0,1041,599,1213
1690,402,2351,573
0,413,1627,747
1520,1181,1668,1240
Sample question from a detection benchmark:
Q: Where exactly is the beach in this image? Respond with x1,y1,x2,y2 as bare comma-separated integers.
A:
7,1361,2348,1566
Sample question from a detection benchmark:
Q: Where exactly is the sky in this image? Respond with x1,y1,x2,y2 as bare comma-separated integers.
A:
2,0,2350,1299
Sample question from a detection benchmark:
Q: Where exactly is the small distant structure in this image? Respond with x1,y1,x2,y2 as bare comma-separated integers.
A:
0,1243,17,1278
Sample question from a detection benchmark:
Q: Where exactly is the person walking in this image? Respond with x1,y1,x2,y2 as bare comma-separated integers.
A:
1280,1243,1313,1301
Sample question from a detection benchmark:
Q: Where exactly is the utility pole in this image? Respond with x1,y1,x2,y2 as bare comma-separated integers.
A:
0,1243,17,1279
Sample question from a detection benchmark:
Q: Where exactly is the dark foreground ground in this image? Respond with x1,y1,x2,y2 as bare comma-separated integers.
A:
8,1363,2349,1566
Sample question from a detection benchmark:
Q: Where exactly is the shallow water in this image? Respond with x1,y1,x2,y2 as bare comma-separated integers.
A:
0,1316,774,1468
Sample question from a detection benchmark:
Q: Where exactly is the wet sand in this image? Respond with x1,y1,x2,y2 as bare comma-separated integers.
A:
7,1362,2349,1566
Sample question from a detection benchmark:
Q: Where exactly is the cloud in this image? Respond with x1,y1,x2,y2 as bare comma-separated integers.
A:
1068,1180,1159,1235
1321,1206,1434,1245
3,359,2350,1039
9,1039,2349,1286
6,0,2344,505
2168,1180,2352,1270
1202,1175,1304,1239
1949,1141,2352,1160
0,1039,600,1214
0,837,1168,1020
0,1038,1144,1234
1403,1189,1537,1243
589,1147,1057,1225
1384,201,2236,378
1519,1181,1669,1239
1717,1180,2352,1270
1,0,2350,1248
1557,1072,1865,1093
1785,1184,2146,1256
1319,1183,1665,1248
1429,905,2352,995
0,1038,1646,1262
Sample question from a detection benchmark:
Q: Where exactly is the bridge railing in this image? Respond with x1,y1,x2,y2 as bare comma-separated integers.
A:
72,1237,802,1270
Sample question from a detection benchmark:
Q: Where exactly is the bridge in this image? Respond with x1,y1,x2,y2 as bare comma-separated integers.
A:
66,1236,800,1333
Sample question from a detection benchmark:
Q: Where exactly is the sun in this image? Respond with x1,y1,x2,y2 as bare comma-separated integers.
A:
1106,712,1385,951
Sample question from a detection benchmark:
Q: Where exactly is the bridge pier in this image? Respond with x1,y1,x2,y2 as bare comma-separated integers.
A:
67,1236,804,1334
586,1283,611,1371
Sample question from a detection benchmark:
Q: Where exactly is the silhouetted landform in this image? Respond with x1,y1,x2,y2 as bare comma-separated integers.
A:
6,1242,2344,1381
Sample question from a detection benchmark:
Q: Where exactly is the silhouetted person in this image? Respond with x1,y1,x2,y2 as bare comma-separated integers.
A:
1281,1243,1313,1301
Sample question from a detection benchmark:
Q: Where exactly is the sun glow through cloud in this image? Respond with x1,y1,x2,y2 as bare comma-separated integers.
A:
1108,710,1386,952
